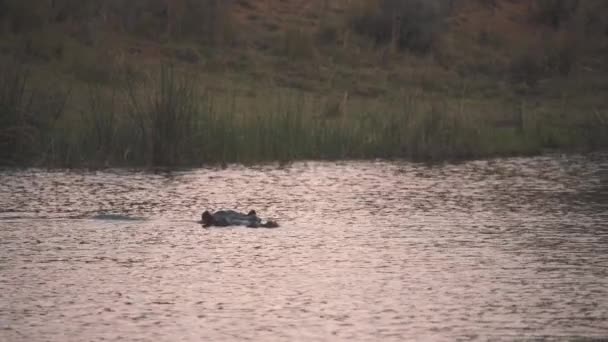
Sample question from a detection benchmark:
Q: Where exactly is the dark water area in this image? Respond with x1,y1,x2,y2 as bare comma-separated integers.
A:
1,154,607,341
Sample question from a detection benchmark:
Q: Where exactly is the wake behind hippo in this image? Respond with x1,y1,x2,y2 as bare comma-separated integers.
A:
201,210,279,228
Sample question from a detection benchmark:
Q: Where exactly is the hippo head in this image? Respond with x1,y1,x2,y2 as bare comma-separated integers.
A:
247,210,257,216
201,211,214,226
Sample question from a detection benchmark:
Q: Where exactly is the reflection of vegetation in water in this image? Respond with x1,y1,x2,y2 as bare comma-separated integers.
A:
1,61,606,167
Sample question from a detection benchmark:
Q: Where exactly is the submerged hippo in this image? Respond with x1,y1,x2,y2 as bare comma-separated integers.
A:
201,210,279,228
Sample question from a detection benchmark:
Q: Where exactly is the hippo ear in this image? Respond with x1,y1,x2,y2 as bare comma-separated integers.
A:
247,210,257,216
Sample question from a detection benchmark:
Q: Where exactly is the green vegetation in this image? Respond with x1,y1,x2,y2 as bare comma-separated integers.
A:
0,0,607,167
2,62,605,167
0,60,69,165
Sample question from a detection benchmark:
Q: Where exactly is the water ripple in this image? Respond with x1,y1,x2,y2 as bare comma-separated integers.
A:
1,153,607,341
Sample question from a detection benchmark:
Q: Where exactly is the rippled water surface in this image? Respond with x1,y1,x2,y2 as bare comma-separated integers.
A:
1,154,608,341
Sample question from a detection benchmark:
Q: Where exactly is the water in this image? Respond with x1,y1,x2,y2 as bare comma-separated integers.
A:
1,154,607,341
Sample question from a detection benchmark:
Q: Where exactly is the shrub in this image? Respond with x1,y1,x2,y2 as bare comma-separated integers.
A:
316,22,340,45
0,0,48,33
169,0,237,45
568,1,608,38
544,41,576,76
70,49,118,84
282,28,316,60
509,52,546,87
530,0,579,29
349,0,450,53
509,36,577,86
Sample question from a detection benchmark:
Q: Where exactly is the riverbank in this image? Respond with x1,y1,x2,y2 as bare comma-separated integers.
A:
1,1,607,167
1,62,606,168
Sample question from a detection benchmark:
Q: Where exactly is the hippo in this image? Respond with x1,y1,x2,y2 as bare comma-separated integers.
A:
201,210,279,228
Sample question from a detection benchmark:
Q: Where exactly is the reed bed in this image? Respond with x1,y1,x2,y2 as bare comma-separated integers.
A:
1,63,605,168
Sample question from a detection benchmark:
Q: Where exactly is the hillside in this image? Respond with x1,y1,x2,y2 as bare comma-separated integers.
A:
1,0,607,166
1,0,607,96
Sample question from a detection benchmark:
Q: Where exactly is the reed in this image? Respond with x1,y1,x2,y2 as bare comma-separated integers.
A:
0,60,69,166
1,62,604,168
0,61,30,165
125,65,201,166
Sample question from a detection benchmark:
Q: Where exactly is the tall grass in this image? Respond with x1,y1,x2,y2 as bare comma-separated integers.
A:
125,66,200,166
0,60,69,165
1,61,605,168
0,61,30,165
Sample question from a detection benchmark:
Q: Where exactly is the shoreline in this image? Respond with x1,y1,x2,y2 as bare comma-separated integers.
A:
2,150,605,171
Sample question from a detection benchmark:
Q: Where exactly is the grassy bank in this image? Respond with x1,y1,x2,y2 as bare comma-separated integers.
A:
1,1,607,167
1,61,606,168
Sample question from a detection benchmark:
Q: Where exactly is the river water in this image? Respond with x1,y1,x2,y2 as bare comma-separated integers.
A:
1,154,607,341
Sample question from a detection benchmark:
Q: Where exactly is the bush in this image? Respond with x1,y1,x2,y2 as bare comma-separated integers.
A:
530,0,579,29
544,41,576,76
70,49,118,84
573,1,608,37
282,28,316,60
168,0,237,45
509,52,545,87
0,0,238,46
0,0,49,33
509,36,577,86
316,22,340,45
349,0,450,53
